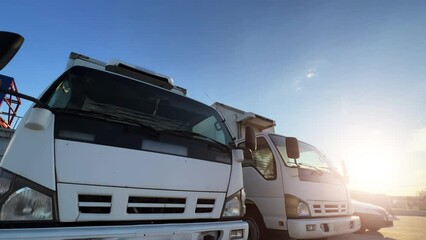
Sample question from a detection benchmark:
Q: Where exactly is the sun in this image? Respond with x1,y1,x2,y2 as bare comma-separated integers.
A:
340,125,401,195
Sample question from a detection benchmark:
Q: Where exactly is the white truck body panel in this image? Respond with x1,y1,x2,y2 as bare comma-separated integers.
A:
228,149,245,197
55,139,230,192
66,54,107,71
212,103,275,139
0,129,13,160
1,107,56,190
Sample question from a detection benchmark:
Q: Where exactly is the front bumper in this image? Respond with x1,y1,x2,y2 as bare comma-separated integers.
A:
287,216,360,239
0,221,248,240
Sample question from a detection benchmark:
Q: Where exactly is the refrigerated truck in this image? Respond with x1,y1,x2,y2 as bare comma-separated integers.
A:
0,48,248,239
212,102,360,240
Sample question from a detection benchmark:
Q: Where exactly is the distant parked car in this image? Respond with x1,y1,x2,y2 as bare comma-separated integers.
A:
352,200,398,233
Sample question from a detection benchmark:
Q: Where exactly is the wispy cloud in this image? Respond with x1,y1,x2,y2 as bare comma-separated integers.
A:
293,78,302,91
306,69,317,79
293,68,318,91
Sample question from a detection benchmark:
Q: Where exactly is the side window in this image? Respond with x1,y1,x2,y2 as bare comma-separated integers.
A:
47,80,72,108
192,116,225,144
239,137,276,180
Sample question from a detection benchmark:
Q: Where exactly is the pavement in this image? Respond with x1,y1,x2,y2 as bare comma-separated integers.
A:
330,216,426,240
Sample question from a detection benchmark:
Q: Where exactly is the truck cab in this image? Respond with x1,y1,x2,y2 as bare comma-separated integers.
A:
0,48,248,239
212,102,360,240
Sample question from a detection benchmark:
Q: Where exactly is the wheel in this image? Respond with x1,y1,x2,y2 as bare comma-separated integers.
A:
244,206,267,240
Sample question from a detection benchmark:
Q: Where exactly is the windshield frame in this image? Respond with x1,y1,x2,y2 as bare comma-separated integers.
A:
39,66,235,149
268,133,333,170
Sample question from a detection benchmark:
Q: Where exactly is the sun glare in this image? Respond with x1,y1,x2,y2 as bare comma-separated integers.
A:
341,125,401,195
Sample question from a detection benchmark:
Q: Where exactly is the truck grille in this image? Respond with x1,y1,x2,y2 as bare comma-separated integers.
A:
78,195,112,214
60,184,225,222
127,196,186,214
196,199,215,213
309,201,347,216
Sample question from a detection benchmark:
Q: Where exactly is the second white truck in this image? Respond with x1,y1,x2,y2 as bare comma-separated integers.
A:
212,102,360,240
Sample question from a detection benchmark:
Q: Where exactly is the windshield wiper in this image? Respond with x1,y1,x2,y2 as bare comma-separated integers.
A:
52,108,160,136
161,129,231,153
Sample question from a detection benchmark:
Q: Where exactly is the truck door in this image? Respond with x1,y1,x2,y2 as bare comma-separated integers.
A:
239,136,285,228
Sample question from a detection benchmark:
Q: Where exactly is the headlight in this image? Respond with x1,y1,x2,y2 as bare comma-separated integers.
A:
1,187,53,221
0,168,13,198
0,168,55,222
222,189,245,218
285,194,310,218
297,202,310,216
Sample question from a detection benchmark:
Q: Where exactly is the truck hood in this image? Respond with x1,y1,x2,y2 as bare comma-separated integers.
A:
284,167,348,201
55,139,231,222
55,139,231,192
283,167,350,216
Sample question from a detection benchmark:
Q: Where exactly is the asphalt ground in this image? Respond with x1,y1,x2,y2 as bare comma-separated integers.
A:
267,216,425,240
330,216,426,240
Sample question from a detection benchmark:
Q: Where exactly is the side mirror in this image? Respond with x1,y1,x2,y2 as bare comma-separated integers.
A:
245,126,257,152
25,108,53,130
232,149,244,163
286,137,300,159
0,31,24,70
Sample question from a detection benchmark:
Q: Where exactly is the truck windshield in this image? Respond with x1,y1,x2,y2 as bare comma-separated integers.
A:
41,66,233,147
269,134,331,169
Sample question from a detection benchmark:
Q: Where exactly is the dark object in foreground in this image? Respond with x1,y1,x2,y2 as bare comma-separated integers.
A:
0,31,24,70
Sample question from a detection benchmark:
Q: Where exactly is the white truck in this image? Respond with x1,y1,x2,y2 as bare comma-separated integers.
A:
212,102,360,240
0,32,248,240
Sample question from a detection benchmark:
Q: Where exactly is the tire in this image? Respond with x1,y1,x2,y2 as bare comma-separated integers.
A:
244,206,267,240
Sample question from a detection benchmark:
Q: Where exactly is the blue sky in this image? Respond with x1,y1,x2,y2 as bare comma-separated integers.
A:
1,0,425,196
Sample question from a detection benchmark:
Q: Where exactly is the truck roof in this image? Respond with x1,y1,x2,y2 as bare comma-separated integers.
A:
67,52,187,95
